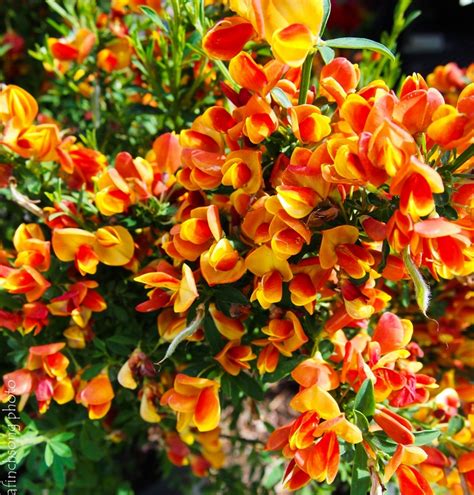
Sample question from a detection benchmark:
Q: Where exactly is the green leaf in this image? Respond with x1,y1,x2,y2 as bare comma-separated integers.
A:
262,356,305,383
213,286,249,306
49,441,72,458
413,429,441,446
262,461,285,489
447,416,465,435
80,422,105,461
53,432,75,443
324,37,395,61
449,143,474,172
139,6,168,33
51,456,66,489
353,410,370,433
319,339,335,360
350,444,370,495
319,45,335,65
321,0,332,36
231,373,264,401
81,364,104,381
44,444,54,467
370,432,397,455
220,373,233,399
404,10,422,29
403,247,430,315
203,315,225,354
221,374,242,408
353,379,375,417
271,87,292,109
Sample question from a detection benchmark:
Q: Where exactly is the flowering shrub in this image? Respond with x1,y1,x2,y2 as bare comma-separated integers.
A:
0,0,473,494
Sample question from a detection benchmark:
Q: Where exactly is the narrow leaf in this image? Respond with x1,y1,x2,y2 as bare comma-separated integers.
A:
353,379,375,417
231,373,264,401
319,45,335,65
350,444,370,495
447,416,465,435
271,88,292,109
321,0,332,36
44,444,54,467
325,37,395,61
140,6,168,32
402,247,430,315
413,429,441,446
449,143,474,172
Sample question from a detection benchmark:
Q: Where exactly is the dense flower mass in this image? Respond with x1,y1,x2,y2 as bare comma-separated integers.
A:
0,0,473,493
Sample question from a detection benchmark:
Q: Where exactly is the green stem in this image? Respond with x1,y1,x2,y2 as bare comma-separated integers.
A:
298,50,316,105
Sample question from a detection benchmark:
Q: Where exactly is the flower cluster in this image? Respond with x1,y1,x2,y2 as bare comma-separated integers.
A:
0,0,472,493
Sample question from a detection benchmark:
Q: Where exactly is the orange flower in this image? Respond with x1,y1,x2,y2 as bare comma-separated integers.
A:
157,308,186,341
63,324,93,349
26,343,69,379
160,374,221,432
22,302,49,335
256,343,280,374
372,312,413,354
294,432,339,484
57,141,108,190
76,373,115,419
289,105,332,143
257,311,308,357
52,226,135,275
0,84,38,129
47,280,106,328
394,78,444,134
149,132,182,175
276,185,318,219
241,197,273,244
135,263,198,313
291,356,340,391
320,225,369,276
208,303,245,340
373,407,415,445
319,57,360,107
290,384,341,419
95,152,154,216
245,245,293,309
140,382,162,423
458,452,474,492
203,17,255,60
383,444,428,484
267,203,312,260
289,257,331,313
0,265,51,302
221,150,262,194
3,123,61,162
229,0,324,67
214,340,256,375
229,52,286,96
97,38,132,72
390,157,444,219
48,28,95,63
367,120,418,177
281,460,311,490
200,238,247,286
233,94,279,144
164,205,222,262
427,103,473,150
13,223,50,272
396,465,433,495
